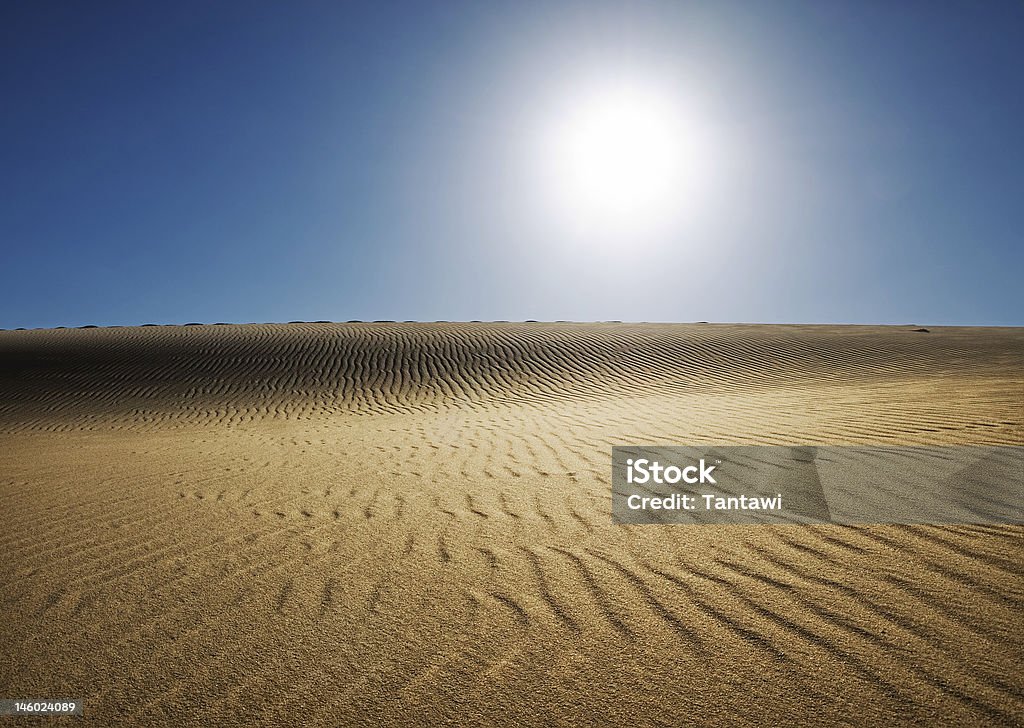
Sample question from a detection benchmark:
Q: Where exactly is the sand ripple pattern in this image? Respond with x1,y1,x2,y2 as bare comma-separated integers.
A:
1,323,1022,726
0,322,1020,435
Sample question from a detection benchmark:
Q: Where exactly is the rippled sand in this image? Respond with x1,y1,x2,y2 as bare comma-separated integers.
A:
1,322,1022,726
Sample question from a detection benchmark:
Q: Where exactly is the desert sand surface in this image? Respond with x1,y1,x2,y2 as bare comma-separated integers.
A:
1,322,1022,727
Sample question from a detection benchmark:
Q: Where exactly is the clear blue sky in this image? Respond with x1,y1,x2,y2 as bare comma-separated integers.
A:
2,1,1022,328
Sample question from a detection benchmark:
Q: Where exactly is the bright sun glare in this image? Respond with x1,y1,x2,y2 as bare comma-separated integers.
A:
539,79,707,244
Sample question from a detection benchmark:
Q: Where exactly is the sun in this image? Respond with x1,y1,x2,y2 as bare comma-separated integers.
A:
539,80,695,242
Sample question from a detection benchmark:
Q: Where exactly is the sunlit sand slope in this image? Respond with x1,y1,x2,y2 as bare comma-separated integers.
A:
1,323,1022,726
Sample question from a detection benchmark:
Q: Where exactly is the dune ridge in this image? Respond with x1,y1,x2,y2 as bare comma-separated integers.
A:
1,322,1021,436
1,323,1022,726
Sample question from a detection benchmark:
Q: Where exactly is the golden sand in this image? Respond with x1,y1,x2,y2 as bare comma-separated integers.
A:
1,323,1022,725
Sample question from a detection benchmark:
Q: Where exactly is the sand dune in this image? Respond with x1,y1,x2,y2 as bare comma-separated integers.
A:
1,323,1022,726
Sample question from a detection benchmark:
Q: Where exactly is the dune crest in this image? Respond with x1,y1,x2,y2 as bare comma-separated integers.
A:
1,322,1021,437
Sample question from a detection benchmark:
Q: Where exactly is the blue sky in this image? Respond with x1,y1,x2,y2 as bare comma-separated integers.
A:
2,1,1022,328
